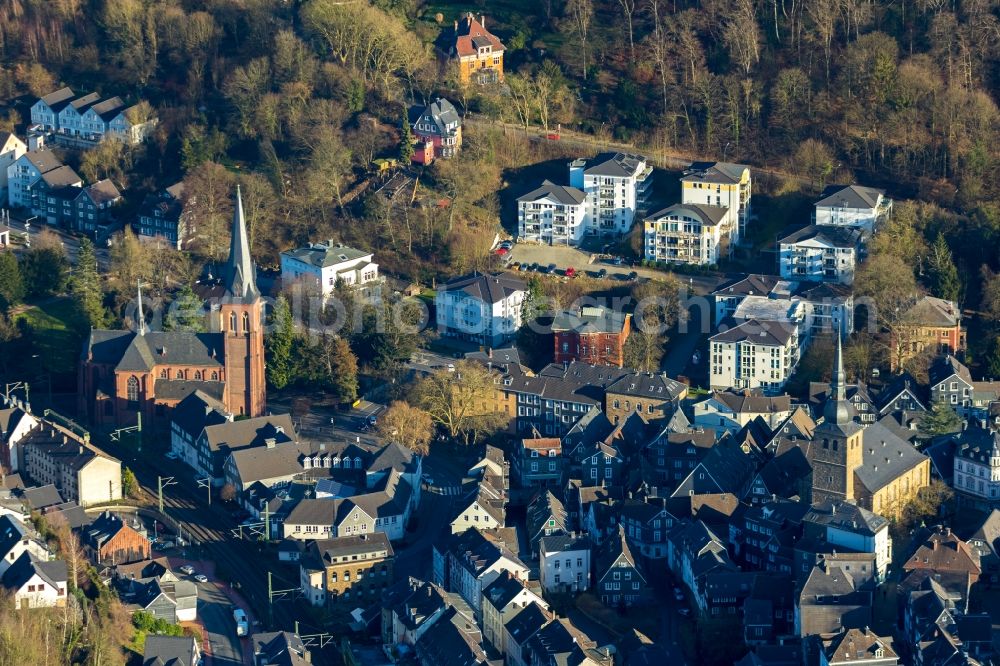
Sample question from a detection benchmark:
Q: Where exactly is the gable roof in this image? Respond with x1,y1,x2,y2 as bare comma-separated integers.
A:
816,184,885,210
804,500,888,536
597,525,645,582
142,635,199,666
21,484,64,510
251,631,310,666
98,330,225,372
1,551,66,590
23,148,64,174
482,569,537,611
201,414,296,453
40,165,82,188
826,627,897,664
904,528,981,576
37,87,76,110
712,274,783,298
930,355,972,387
712,390,792,415
280,241,371,269
578,152,647,178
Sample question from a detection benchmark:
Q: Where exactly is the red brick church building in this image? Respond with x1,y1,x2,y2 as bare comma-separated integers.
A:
78,187,265,428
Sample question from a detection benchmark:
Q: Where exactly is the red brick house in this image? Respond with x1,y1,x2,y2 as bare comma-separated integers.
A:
552,305,631,368
83,512,151,565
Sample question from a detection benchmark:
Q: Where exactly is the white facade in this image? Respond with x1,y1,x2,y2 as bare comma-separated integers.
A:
0,519,49,576
825,524,892,582
435,273,526,347
517,181,587,245
538,541,590,594
450,499,502,534
280,241,381,300
644,203,735,266
779,226,861,286
954,448,1000,503
450,556,529,618
7,153,45,209
709,320,800,394
31,89,154,146
568,153,652,238
0,134,26,202
692,393,793,435
481,584,547,653
814,185,892,234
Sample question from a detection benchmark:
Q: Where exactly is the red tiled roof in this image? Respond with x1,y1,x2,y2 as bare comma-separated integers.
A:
454,15,505,58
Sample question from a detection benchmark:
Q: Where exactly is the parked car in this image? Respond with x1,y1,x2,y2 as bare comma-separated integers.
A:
165,450,179,461
421,474,435,486
178,565,195,575
234,609,249,637
564,267,577,278
499,240,513,249
546,263,557,273
627,271,638,281
596,269,607,279
495,247,509,256
509,262,521,271
673,587,685,601
194,574,209,583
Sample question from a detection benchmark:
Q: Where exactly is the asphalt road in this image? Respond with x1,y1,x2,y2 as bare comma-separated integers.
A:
3,212,112,270
197,580,244,666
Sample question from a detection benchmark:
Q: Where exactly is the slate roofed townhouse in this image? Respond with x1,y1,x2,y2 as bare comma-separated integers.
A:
432,527,529,618
83,510,151,565
42,178,122,237
929,355,1000,419
569,152,653,239
0,514,49,576
1,551,68,609
135,182,190,249
251,632,310,666
644,202,735,266
538,533,591,594
778,224,863,285
448,13,505,85
410,97,462,164
298,532,394,608
279,240,382,302
517,180,588,246
435,271,527,347
142,635,201,666
813,184,893,234
480,570,548,654
604,370,687,426
596,525,650,607
680,161,752,237
516,436,563,489
693,389,793,435
6,147,82,213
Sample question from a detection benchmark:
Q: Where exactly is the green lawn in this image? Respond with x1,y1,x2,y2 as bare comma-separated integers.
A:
14,297,82,375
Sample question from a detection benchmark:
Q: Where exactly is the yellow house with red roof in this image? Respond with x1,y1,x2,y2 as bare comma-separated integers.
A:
450,13,505,85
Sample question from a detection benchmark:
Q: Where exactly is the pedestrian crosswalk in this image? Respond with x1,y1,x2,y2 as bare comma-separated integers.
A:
435,485,462,496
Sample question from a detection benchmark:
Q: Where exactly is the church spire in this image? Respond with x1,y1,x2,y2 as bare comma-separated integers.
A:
224,185,259,301
823,332,855,426
136,279,146,336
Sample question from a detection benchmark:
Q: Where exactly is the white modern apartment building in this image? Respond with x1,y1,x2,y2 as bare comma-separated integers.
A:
814,184,892,234
778,224,862,285
732,295,810,350
709,319,800,394
643,202,735,266
436,272,527,347
7,149,82,212
30,87,157,147
280,241,382,302
952,425,1000,508
712,275,853,337
681,161,752,239
568,152,652,238
517,180,587,245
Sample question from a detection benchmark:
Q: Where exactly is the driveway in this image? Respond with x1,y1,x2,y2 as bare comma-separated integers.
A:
198,580,245,665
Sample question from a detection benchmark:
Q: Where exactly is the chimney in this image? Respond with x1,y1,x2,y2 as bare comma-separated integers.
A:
454,19,458,31
265,438,276,449
480,14,485,28
28,134,44,151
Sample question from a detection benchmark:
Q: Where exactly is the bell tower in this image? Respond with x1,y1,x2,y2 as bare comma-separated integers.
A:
220,186,265,417
809,333,864,503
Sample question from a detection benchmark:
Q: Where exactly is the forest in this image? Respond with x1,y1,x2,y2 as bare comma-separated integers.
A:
0,0,998,373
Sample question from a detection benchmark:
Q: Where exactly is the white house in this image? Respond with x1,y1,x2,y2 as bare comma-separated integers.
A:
517,180,587,246
692,390,793,436
709,319,800,394
280,241,383,301
450,487,504,534
481,571,548,654
538,534,591,594
0,515,50,575
0,552,67,609
435,272,527,347
0,133,26,202
779,224,863,285
814,184,892,234
568,152,652,238
643,203,735,266
7,149,82,212
680,161,752,239
952,424,1000,509
803,500,892,582
31,88,156,146
29,88,76,131
0,399,39,473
